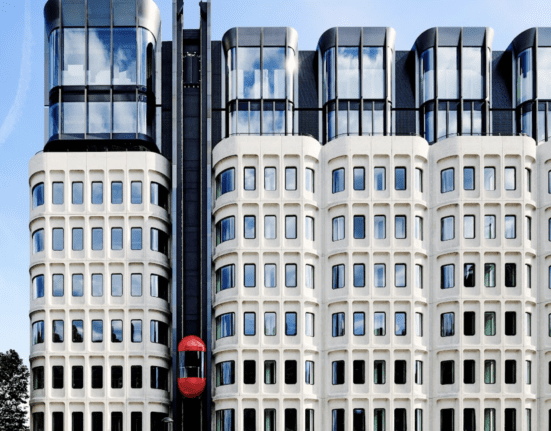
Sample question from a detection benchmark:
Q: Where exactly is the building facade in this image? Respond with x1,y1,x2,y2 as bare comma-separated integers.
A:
29,1,551,430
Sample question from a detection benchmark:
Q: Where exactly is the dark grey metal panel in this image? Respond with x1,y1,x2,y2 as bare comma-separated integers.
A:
463,27,486,46
492,51,513,135
237,27,262,46
161,41,172,160
317,28,338,52
44,0,61,36
137,0,161,42
395,51,415,109
212,41,222,110
298,51,317,108
338,28,362,46
113,0,136,26
87,0,111,27
62,0,85,27
263,27,286,46
414,28,437,52
538,28,551,46
363,27,387,46
438,27,461,46
511,28,536,54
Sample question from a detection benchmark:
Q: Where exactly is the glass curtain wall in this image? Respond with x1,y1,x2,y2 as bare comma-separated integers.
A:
418,34,488,144
323,42,388,141
226,43,296,136
48,26,156,140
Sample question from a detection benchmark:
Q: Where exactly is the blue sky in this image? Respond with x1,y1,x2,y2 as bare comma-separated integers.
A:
0,0,550,362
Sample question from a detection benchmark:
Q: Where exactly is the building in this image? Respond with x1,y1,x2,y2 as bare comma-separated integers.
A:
29,1,551,430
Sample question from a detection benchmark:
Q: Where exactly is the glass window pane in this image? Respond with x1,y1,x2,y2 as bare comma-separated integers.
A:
518,48,533,104
441,265,454,289
131,228,142,250
265,264,276,287
72,274,83,297
363,47,384,99
244,312,255,335
92,182,103,204
374,167,385,190
441,216,454,241
262,47,286,99
92,274,103,297
238,47,261,99
374,215,386,239
113,101,136,133
354,264,365,287
72,182,83,205
484,167,495,190
285,168,297,191
464,167,475,190
111,274,123,297
463,47,483,99
374,264,385,287
332,168,345,193
52,274,64,297
421,48,434,102
441,168,454,193
52,228,64,251
505,215,516,238
338,47,360,98
63,101,85,134
72,228,83,251
286,216,297,239
354,167,365,190
131,274,142,297
464,215,475,239
395,264,406,287
505,167,516,190
62,28,85,85
395,216,406,239
244,216,256,239
113,28,137,84
111,228,123,250
438,47,459,99
264,216,276,239
265,167,276,191
265,313,276,336
395,167,406,190
87,28,111,85
131,181,142,204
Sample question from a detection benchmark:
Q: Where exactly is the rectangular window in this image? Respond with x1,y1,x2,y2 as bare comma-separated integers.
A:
72,182,83,204
525,216,531,240
244,215,256,239
264,215,276,239
305,264,315,289
216,313,235,339
285,167,297,191
32,321,44,345
505,311,516,336
305,313,314,337
374,360,386,384
332,216,345,241
244,264,256,287
52,228,64,251
394,313,407,337
33,366,44,390
464,167,475,190
353,360,365,384
305,168,314,193
111,320,123,343
332,312,345,337
395,409,407,431
484,360,496,384
354,264,365,287
395,215,406,239
264,167,276,191
505,360,516,384
305,216,315,241
92,227,103,250
264,361,276,384
526,264,531,288
484,263,496,287
91,274,103,297
464,360,475,384
216,410,235,431
332,264,345,289
285,312,297,336
91,412,103,431
52,274,64,297
526,168,531,192
216,361,235,386
441,216,454,241
395,264,406,287
374,264,386,287
395,167,406,190
374,409,385,431
441,264,455,289
353,409,366,431
52,412,63,431
52,365,64,389
131,320,142,342
72,274,83,297
111,228,123,250
111,366,123,389
374,167,386,191
91,181,103,204
415,168,423,192
484,215,496,238
441,168,454,193
91,366,103,388
243,360,256,384
91,320,103,343
72,320,83,343
332,409,344,431
505,263,516,287
72,412,84,431
131,228,142,250
441,361,454,384
150,366,169,390
484,312,496,336
264,312,276,336
504,409,516,431
415,361,423,385
464,312,475,336
353,312,365,336
332,168,345,193
505,167,516,190
72,228,83,251
244,410,256,431
354,167,365,190
33,275,45,300
464,215,475,239
264,264,276,287
415,264,423,289
374,215,386,239
415,312,423,336
415,216,423,240
374,312,386,336
111,181,123,204
129,273,142,297
441,312,455,337
244,312,256,336
353,215,365,239
505,215,516,238
464,263,475,287
111,274,122,296
131,181,142,204
285,409,297,431
484,167,495,190
463,409,476,431
484,409,495,431
395,360,406,384
285,216,297,239
526,360,532,384
52,182,64,205
284,360,297,385
526,312,531,336
244,167,256,191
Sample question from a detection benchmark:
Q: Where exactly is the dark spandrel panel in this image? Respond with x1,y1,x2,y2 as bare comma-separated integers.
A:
539,28,551,47
62,0,85,27
113,0,136,26
395,51,415,108
363,28,386,46
238,28,262,46
183,29,200,42
263,28,287,46
438,27,461,46
492,110,513,135
462,28,486,47
299,51,318,108
492,51,513,109
299,110,319,141
183,136,200,161
161,111,172,160
213,111,223,147
395,111,417,136
183,95,200,117
338,28,362,46
212,41,222,110
87,0,111,26
161,42,173,108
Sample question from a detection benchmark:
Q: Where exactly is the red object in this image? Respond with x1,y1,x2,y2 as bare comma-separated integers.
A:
177,336,206,398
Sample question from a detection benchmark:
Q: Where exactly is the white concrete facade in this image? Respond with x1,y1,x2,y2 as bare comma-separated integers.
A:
29,151,172,430
212,134,549,431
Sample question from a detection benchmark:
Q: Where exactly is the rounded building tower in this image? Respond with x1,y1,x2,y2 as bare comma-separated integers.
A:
29,1,171,431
